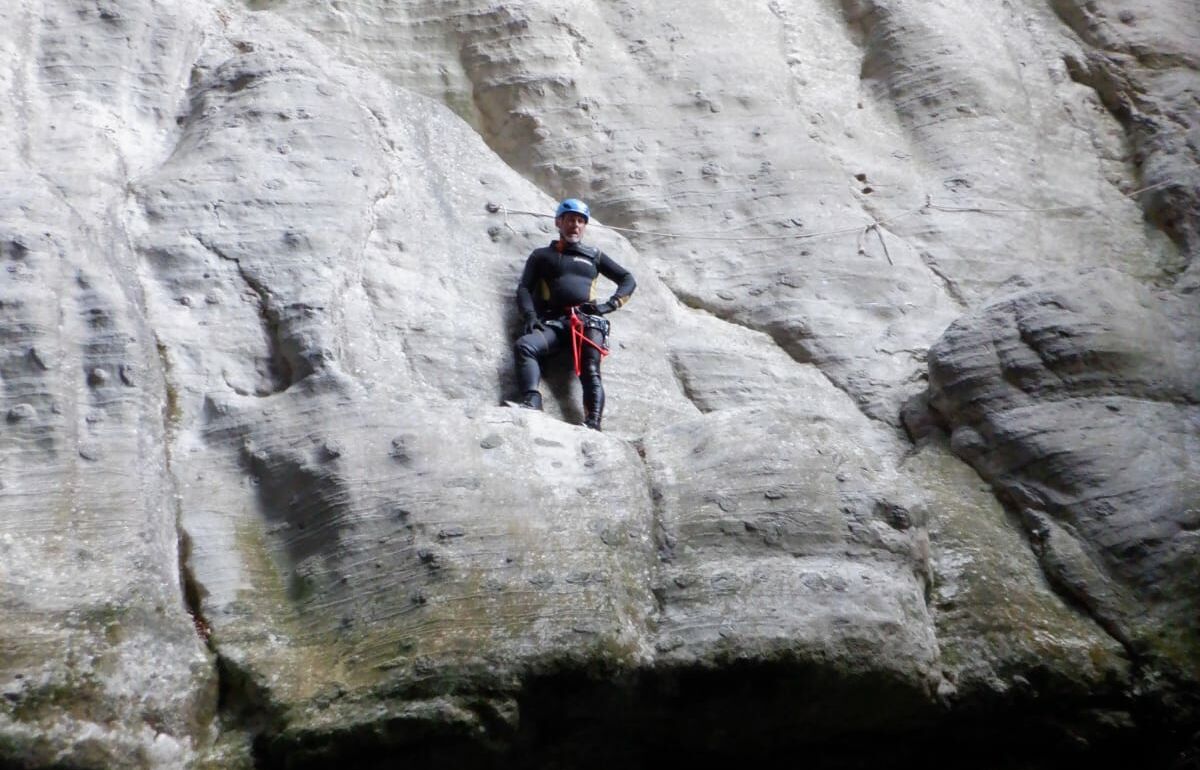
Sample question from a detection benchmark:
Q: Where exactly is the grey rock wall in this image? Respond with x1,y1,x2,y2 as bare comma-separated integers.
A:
929,268,1199,675
0,0,1196,768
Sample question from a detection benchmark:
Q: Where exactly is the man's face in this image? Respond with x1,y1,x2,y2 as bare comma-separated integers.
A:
557,212,588,243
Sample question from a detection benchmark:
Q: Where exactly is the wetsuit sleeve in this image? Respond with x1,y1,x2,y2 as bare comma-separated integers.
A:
597,252,636,308
516,252,541,319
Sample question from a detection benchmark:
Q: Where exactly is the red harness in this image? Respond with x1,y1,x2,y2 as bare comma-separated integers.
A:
568,306,610,376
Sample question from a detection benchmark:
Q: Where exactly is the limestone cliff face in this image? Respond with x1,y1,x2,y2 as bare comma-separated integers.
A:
0,1,1196,768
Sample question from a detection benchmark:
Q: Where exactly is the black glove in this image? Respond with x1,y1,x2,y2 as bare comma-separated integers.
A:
579,300,616,316
522,316,544,335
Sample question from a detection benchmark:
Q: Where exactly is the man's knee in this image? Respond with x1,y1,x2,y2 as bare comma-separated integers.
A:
514,335,540,358
580,361,602,390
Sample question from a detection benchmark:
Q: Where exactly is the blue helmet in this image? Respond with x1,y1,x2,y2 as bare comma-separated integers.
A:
555,198,590,221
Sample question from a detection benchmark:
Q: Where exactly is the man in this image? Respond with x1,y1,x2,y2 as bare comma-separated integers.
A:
513,198,636,431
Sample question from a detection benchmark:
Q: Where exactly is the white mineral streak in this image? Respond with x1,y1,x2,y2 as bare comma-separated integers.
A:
0,0,1195,766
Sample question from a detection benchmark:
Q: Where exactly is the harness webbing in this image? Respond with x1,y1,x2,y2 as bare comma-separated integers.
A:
568,307,609,376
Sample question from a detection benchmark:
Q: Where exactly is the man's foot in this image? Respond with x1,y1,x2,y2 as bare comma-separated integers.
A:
520,391,543,411
584,415,601,431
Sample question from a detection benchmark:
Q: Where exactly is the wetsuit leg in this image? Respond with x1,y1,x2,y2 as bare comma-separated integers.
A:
514,325,564,405
579,327,606,430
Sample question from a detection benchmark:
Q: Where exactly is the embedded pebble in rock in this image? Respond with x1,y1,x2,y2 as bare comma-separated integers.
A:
6,404,35,423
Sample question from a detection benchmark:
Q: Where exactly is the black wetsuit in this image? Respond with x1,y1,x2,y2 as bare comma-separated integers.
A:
514,240,636,428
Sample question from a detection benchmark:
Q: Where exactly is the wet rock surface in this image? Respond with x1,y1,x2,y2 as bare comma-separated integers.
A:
928,268,1200,696
0,0,1196,768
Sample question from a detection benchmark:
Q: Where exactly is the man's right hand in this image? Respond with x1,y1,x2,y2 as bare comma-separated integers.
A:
522,316,544,335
